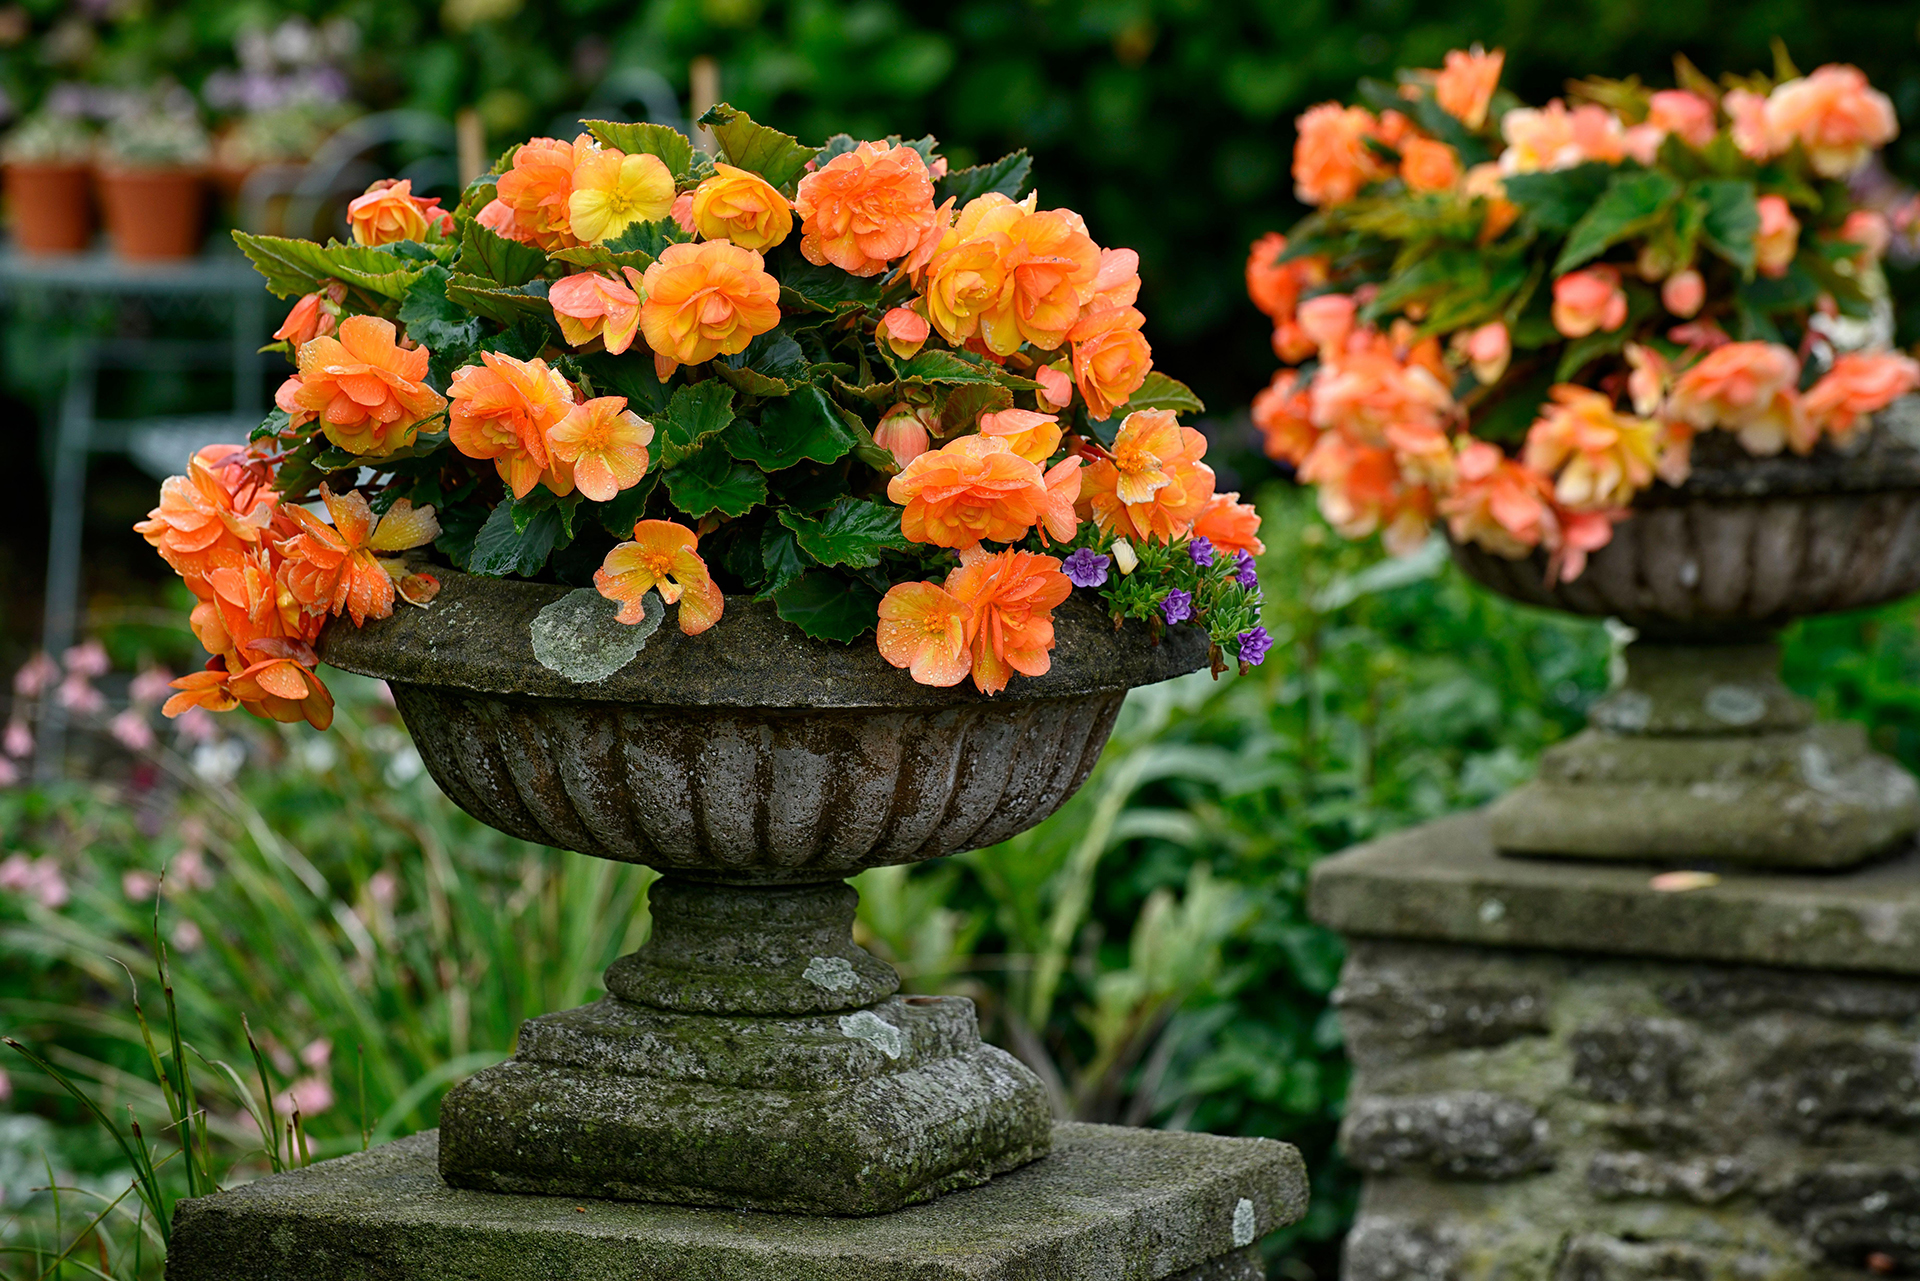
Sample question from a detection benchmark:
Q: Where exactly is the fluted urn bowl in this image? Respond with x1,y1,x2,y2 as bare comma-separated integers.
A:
1448,404,1920,870
316,568,1210,1214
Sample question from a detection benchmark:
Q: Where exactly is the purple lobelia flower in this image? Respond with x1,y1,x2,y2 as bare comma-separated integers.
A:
1237,627,1273,666
1061,547,1110,588
1160,589,1193,624
1232,550,1259,588
1187,536,1215,567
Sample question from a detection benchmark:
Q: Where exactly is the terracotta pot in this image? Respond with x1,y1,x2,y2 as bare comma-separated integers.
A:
316,570,1209,1213
94,166,206,260
4,162,93,254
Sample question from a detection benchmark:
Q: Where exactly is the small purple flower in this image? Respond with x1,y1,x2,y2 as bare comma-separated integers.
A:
1188,536,1215,567
1161,589,1193,625
1232,550,1259,589
1061,548,1110,588
1237,627,1273,667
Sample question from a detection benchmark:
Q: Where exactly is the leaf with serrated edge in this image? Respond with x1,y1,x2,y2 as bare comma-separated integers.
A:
657,380,736,466
886,348,1002,386
771,571,881,642
232,232,427,300
1105,372,1204,421
662,440,768,518
455,219,546,287
721,386,858,470
583,120,694,178
470,502,563,577
1693,178,1760,276
934,151,1032,205
1553,170,1680,274
700,104,819,190
777,498,912,568
757,525,808,599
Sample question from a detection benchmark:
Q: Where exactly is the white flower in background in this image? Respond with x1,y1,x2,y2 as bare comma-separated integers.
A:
191,739,246,786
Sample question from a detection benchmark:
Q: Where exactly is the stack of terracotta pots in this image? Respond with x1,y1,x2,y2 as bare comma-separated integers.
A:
3,112,210,260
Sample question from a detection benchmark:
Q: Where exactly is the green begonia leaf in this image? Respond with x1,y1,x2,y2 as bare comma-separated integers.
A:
1693,178,1760,276
232,232,428,301
1501,163,1614,235
757,524,809,599
884,348,1003,386
701,104,820,190
397,267,482,357
548,244,655,274
582,119,694,179
771,571,882,643
934,151,1033,205
445,275,553,326
454,218,547,287
470,500,567,578
1107,371,1205,420
721,386,859,470
603,217,694,258
936,382,1013,435
777,498,912,569
656,380,736,465
1553,170,1681,274
662,440,769,518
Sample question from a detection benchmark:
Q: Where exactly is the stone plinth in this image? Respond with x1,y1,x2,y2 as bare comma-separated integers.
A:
165,1122,1308,1281
1310,811,1920,1280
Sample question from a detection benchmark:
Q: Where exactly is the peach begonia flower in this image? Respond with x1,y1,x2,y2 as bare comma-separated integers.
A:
1837,209,1891,265
944,549,1071,695
594,519,724,635
1252,370,1318,465
1091,247,1142,312
922,193,1102,355
1802,351,1920,443
880,306,930,358
274,285,342,349
346,179,451,247
1647,90,1717,148
1293,102,1387,207
1298,433,1433,556
1038,456,1082,545
477,198,522,241
1551,266,1628,339
1400,138,1461,193
276,486,441,626
199,540,318,660
550,268,645,355
1246,233,1295,320
1372,110,1416,149
1765,64,1899,179
568,148,676,246
638,240,782,378
1309,344,1453,448
691,163,794,252
1499,100,1626,174
887,434,1049,548
494,134,596,251
1438,439,1552,558
1434,46,1504,130
547,396,654,502
1461,320,1511,385
135,448,276,589
876,580,973,687
794,140,938,277
669,191,696,234
1070,305,1152,421
1192,491,1265,556
1036,363,1074,409
1662,269,1705,319
1082,409,1216,544
1297,293,1357,357
448,350,578,499
978,407,1062,465
1724,89,1775,162
1754,194,1800,277
1543,505,1621,585
874,402,936,467
280,316,445,458
1668,340,1806,455
237,641,339,729
1522,385,1661,511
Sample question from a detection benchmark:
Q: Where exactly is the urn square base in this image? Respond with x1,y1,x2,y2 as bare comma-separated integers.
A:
165,1123,1309,1281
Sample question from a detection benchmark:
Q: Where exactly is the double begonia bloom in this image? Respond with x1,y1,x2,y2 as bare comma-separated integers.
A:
547,396,654,502
448,350,578,499
1191,492,1265,556
280,316,444,458
568,148,676,246
1802,352,1920,442
1662,269,1705,319
922,194,1102,355
135,447,276,589
1070,305,1152,420
1500,100,1627,174
1647,90,1717,149
494,134,595,250
875,402,936,467
594,519,723,635
887,435,1049,548
1091,247,1142,312
346,179,451,247
691,163,794,251
550,268,645,355
1522,386,1661,510
794,141,938,277
1399,137,1461,192
638,240,782,376
1309,345,1452,448
1754,195,1800,278
1253,370,1318,465
1293,103,1387,207
877,580,974,687
276,487,440,627
1296,292,1357,357
1082,410,1216,544
228,640,336,729
1434,46,1504,130
1552,266,1628,339
1765,64,1899,178
944,550,1071,694
1724,89,1775,161
1038,456,1082,545
1439,440,1552,558
1668,341,1806,455
1246,233,1297,320
1298,433,1433,555
977,407,1062,465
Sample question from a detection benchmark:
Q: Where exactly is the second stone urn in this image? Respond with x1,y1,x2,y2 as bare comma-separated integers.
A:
318,569,1208,1215
1453,403,1920,870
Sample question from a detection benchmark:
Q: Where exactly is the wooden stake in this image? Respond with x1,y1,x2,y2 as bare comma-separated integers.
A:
456,108,486,187
690,56,720,153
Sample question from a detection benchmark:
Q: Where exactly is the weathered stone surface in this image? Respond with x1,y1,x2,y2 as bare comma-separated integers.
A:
1757,1038,1920,1139
1585,1152,1754,1205
1332,941,1550,1063
1343,1217,1460,1281
1569,1018,1696,1106
1341,1092,1553,1180
1308,809,1920,975
1553,1234,1711,1281
1657,966,1920,1022
1768,1165,1920,1271
165,1123,1310,1281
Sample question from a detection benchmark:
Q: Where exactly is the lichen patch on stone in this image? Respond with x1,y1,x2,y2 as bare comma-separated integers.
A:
529,589,663,683
804,956,860,992
838,1009,905,1060
1231,1196,1256,1247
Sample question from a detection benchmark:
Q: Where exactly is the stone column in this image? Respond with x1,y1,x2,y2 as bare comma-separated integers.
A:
1310,810,1920,1280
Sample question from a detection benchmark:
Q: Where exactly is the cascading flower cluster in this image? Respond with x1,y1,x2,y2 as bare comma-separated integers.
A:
1250,48,1920,580
143,108,1264,727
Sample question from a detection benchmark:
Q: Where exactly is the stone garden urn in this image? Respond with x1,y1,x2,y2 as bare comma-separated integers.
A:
316,568,1208,1215
1451,398,1920,870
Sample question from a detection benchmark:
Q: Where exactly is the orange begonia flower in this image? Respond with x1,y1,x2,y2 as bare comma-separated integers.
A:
135,448,276,590
876,581,973,687
1251,370,1318,465
494,134,596,250
594,519,724,635
162,664,239,718
228,640,336,730
879,306,930,359
875,402,935,468
346,179,452,247
1433,46,1504,130
1293,103,1387,207
568,148,676,245
547,396,654,502
1668,341,1806,456
1439,439,1552,558
1082,410,1216,544
1754,194,1800,278
1300,434,1434,557
977,407,1061,465
922,194,1102,356
550,268,645,355
282,316,445,458
794,141,938,277
1765,64,1898,179
1192,492,1265,557
273,285,342,349
448,350,578,499
637,240,782,377
1399,137,1461,192
1069,305,1152,421
1802,351,1920,444
886,435,1050,549
1522,385,1662,511
276,486,441,627
944,549,1071,695
1091,247,1141,311
691,163,794,252
1038,455,1083,545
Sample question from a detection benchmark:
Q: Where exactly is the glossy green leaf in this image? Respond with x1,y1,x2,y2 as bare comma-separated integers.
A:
777,498,912,569
935,381,1013,434
757,524,809,598
548,244,655,273
1501,162,1614,234
445,275,554,326
655,380,736,465
935,150,1032,205
776,257,888,311
603,217,694,258
661,440,769,518
397,266,482,356
454,218,546,287
699,104,819,190
885,347,1002,386
582,119,694,178
1693,178,1760,275
1552,170,1681,274
232,232,428,301
771,571,882,642
1106,371,1205,421
470,500,566,578
721,386,859,470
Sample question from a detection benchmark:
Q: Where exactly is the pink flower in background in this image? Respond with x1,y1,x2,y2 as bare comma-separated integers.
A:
3,722,30,759
172,919,204,952
1544,506,1622,583
0,853,69,909
367,870,399,910
63,641,108,679
12,653,57,699
1836,209,1891,264
1500,100,1582,173
174,707,219,743
1765,64,1899,178
110,710,156,752
0,759,15,788
129,666,176,707
1440,439,1552,558
1754,195,1800,277
1552,266,1628,338
123,870,161,901
1669,340,1807,455
1647,90,1717,148
0,1068,11,1104
1296,293,1357,356
170,848,216,892
56,674,104,716
1462,321,1511,384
